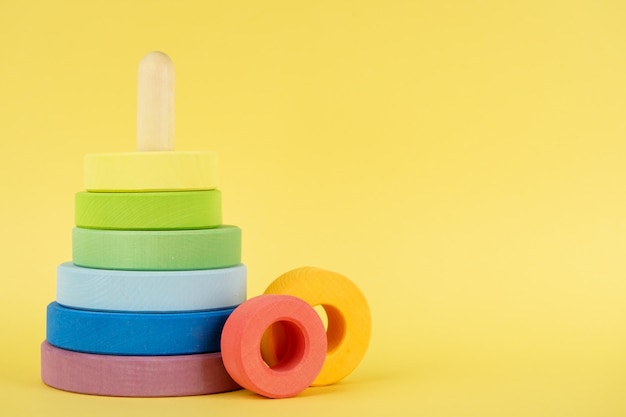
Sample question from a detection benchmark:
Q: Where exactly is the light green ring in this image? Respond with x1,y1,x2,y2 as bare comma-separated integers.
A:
72,226,241,271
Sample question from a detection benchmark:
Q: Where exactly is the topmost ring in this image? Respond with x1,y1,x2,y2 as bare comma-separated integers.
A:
84,151,218,192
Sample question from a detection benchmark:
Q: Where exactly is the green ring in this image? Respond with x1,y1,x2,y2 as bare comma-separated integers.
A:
75,190,222,230
72,226,241,271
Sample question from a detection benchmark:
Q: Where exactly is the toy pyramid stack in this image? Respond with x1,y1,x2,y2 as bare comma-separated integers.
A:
40,52,245,397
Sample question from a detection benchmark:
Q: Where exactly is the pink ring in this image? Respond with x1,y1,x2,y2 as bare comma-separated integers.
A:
220,295,327,399
40,341,241,397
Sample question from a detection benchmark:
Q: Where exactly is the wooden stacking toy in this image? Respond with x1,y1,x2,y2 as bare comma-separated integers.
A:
41,51,244,397
41,51,373,400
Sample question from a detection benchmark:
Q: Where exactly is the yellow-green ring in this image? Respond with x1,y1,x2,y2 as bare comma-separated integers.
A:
75,190,222,230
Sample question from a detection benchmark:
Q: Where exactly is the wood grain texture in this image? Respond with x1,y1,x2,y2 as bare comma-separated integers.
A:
84,151,218,192
72,225,241,270
56,262,246,312
41,341,241,397
263,267,371,386
75,190,222,230
221,295,326,399
46,302,235,355
136,51,175,152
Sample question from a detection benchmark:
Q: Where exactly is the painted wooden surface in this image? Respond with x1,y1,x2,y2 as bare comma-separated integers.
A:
264,267,371,386
221,295,326,399
84,151,218,192
41,341,241,397
56,262,246,312
72,225,241,270
46,302,235,355
75,190,222,230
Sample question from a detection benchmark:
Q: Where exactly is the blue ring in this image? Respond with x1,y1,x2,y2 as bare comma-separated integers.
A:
46,302,235,356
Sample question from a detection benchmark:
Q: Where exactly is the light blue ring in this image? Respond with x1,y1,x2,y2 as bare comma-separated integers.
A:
56,263,246,312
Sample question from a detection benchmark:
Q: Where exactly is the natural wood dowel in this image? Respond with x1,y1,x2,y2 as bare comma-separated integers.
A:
137,51,175,151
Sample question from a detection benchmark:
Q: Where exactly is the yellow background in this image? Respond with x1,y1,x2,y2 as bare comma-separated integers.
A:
2,0,626,415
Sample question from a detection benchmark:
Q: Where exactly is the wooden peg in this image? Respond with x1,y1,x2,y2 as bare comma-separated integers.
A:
137,51,175,151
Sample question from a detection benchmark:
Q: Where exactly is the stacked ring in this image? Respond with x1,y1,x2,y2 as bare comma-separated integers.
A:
75,190,222,230
46,302,235,355
56,263,246,312
72,225,241,270
84,151,218,192
41,341,240,397
42,54,247,398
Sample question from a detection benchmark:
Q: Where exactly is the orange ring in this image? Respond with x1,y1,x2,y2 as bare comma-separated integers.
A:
220,294,326,398
262,267,371,386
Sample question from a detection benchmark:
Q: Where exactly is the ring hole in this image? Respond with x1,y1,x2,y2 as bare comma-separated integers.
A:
313,304,328,331
261,320,305,371
260,305,346,364
321,304,345,353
